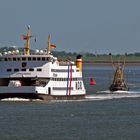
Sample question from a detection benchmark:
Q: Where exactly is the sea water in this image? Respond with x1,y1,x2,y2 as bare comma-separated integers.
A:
0,64,140,140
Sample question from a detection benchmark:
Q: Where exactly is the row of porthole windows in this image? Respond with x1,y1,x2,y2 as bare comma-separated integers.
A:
52,78,82,81
7,68,42,72
3,57,50,61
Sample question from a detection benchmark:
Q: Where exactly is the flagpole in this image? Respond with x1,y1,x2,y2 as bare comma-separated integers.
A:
47,35,51,55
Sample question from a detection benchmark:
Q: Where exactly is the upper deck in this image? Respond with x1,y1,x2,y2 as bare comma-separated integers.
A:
0,53,54,62
0,26,82,79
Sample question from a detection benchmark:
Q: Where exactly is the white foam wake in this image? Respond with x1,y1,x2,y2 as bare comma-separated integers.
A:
85,90,140,101
1,91,140,102
97,90,140,94
1,98,41,102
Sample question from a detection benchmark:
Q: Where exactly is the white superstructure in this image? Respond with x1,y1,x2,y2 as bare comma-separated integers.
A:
0,26,86,100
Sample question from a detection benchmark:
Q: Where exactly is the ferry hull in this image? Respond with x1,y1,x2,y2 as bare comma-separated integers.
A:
0,86,86,100
38,94,85,100
0,93,85,100
109,84,128,92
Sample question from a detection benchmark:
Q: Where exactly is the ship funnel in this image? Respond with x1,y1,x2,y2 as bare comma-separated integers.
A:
76,54,83,72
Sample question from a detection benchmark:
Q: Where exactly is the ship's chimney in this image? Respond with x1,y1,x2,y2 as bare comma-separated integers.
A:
76,54,83,73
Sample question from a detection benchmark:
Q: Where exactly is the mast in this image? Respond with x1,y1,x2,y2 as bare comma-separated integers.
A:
25,25,31,55
109,53,115,71
122,53,127,71
47,35,51,55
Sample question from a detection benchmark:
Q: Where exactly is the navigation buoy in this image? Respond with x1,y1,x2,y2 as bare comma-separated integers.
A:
90,78,96,85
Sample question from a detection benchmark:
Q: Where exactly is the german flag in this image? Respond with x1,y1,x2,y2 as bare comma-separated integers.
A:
21,35,28,40
50,44,56,48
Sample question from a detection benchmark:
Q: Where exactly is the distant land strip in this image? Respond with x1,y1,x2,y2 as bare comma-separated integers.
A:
83,60,140,65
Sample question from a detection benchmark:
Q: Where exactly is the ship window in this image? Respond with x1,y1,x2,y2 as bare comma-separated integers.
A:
42,57,45,61
37,57,40,61
4,58,8,61
37,68,42,71
7,69,12,72
17,57,21,61
33,57,36,61
14,68,19,72
22,57,26,61
21,69,26,71
13,57,16,61
28,57,31,61
8,58,11,61
29,68,34,71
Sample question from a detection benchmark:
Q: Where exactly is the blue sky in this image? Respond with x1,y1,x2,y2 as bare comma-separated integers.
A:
0,0,140,54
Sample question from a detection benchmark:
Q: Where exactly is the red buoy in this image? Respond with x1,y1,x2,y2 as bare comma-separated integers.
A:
90,78,96,85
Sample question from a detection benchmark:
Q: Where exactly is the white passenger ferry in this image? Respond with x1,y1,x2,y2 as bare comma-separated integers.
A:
0,26,86,100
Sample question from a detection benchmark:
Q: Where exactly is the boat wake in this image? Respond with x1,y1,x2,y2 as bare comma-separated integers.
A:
1,90,140,102
49,91,140,103
97,90,140,94
1,98,41,102
85,90,140,101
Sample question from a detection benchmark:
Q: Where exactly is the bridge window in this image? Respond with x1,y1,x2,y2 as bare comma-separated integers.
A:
14,69,19,72
21,69,26,71
22,57,26,61
7,69,12,72
13,57,16,61
28,57,31,61
42,57,45,61
29,68,34,71
33,57,36,61
37,57,41,61
17,58,21,61
4,58,8,61
37,68,42,71
8,58,11,61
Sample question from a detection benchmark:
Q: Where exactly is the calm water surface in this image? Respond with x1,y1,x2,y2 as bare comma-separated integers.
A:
0,64,140,140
